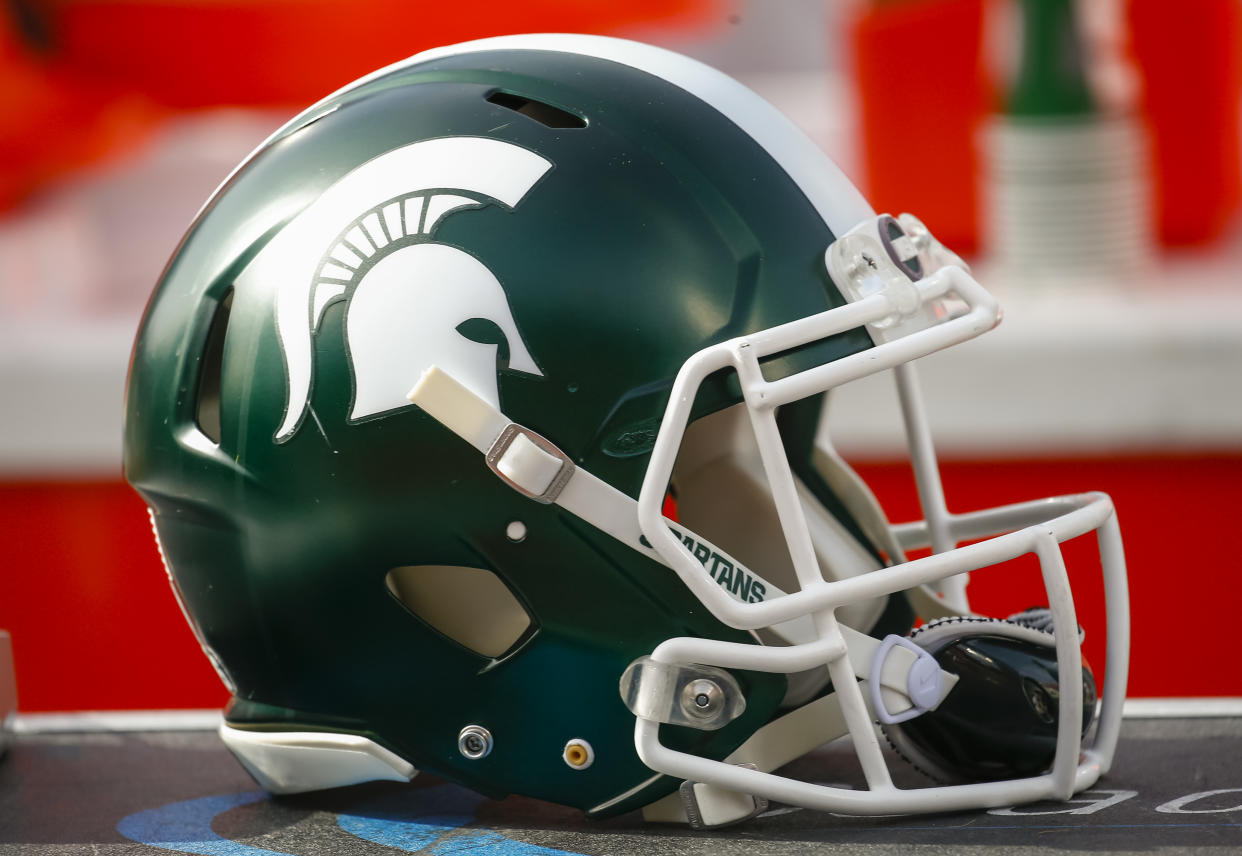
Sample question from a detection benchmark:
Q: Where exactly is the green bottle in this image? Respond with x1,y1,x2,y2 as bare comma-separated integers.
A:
1008,0,1096,117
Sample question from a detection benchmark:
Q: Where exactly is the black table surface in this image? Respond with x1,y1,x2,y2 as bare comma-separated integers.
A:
1,716,1239,855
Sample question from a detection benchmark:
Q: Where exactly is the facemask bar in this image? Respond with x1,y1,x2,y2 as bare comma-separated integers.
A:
632,213,1129,817
893,360,967,611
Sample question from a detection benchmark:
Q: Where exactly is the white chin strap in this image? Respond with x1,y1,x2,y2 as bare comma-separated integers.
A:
408,366,958,827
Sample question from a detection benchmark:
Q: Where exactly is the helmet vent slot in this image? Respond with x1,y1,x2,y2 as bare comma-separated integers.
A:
386,565,532,658
195,289,233,444
486,91,586,129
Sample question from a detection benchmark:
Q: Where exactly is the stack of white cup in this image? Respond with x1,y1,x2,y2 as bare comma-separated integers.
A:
983,113,1153,286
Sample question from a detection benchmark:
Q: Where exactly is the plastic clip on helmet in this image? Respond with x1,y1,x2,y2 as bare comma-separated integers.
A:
124,34,1129,827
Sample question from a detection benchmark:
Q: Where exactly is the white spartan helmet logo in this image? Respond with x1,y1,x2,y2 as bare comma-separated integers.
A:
235,137,552,441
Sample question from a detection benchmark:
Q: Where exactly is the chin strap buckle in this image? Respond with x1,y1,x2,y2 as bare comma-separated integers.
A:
870,634,943,725
486,423,575,504
679,764,769,829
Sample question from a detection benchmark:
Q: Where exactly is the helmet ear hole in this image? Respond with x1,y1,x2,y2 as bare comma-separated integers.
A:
386,565,532,658
195,288,233,444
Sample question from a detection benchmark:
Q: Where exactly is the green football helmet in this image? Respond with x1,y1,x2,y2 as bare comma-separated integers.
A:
124,34,1129,825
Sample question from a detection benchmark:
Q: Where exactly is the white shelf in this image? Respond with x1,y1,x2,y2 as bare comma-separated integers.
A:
0,316,138,475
